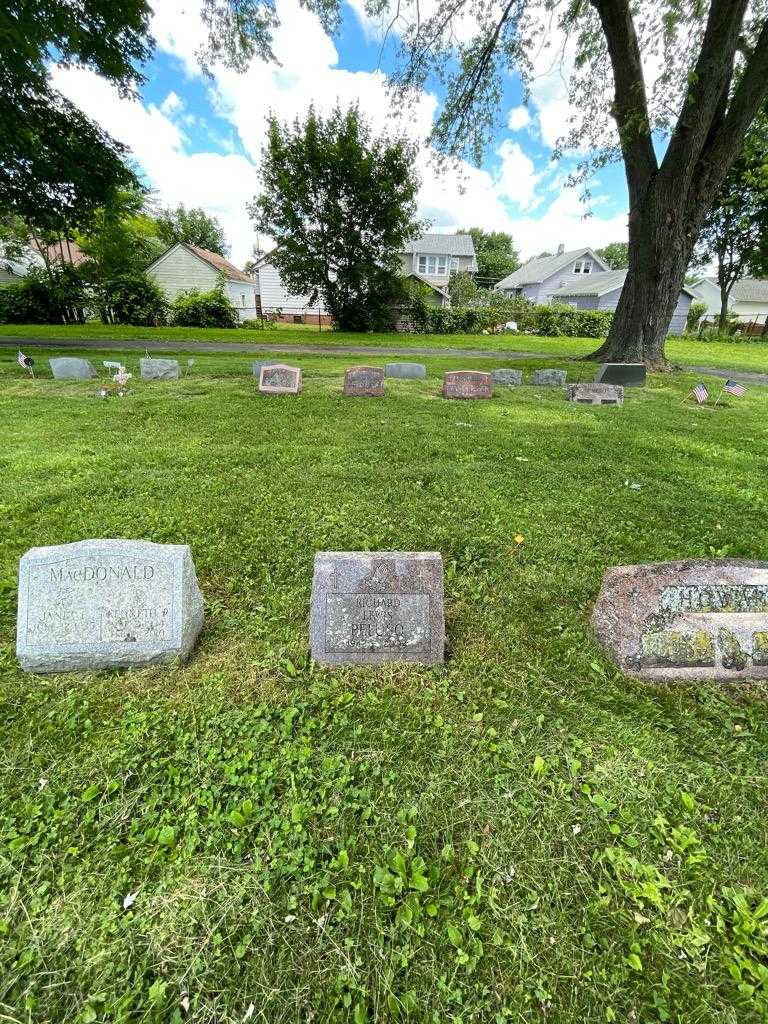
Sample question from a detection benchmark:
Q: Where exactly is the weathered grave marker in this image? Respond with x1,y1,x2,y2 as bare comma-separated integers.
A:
492,368,523,387
532,369,567,386
259,364,302,394
49,357,96,380
343,366,385,397
385,362,427,380
595,363,647,387
311,551,444,665
140,357,180,381
442,370,492,399
567,383,624,405
592,559,768,682
16,539,204,673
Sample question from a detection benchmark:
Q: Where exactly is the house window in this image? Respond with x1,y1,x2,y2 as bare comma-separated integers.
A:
573,259,593,274
241,294,246,306
293,314,304,324
449,257,459,275
416,254,448,276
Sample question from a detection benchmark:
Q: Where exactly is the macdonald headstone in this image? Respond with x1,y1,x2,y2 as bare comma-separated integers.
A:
16,539,204,673
385,362,427,380
259,364,302,394
251,360,280,377
343,366,385,397
140,357,180,381
532,369,567,386
592,559,768,682
595,362,647,387
49,357,96,380
567,382,624,405
443,370,492,399
311,551,444,666
492,368,523,387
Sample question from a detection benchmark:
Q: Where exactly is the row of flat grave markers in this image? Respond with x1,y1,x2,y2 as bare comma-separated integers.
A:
49,357,183,381
15,540,768,682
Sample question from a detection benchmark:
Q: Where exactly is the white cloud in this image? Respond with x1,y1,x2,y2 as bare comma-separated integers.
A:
160,90,183,116
507,106,531,132
495,140,539,208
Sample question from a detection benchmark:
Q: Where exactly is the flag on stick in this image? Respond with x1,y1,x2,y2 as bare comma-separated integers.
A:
692,383,709,404
724,379,746,397
17,350,34,377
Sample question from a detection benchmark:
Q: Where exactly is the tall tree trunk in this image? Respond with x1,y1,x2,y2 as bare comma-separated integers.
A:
718,284,730,332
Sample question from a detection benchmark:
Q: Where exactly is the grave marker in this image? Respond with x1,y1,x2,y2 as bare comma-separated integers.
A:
49,357,96,380
140,357,180,381
492,368,523,387
16,539,204,673
532,369,567,386
343,366,385,397
442,370,492,399
567,383,624,405
259,364,302,394
311,551,444,665
592,559,768,682
595,363,647,387
385,362,427,380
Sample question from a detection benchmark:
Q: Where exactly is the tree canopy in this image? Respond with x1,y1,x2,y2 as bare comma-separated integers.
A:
155,205,230,256
251,105,420,331
460,228,519,284
595,242,629,271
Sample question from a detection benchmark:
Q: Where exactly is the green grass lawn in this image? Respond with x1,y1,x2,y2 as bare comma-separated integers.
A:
2,349,768,1024
2,322,768,374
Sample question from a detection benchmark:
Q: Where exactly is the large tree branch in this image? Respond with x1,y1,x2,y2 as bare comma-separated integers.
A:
588,0,657,203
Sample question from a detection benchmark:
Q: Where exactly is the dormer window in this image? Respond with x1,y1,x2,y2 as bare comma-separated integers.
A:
573,259,593,274
417,254,448,276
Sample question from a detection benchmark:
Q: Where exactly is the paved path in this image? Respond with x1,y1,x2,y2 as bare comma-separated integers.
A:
1,336,766,385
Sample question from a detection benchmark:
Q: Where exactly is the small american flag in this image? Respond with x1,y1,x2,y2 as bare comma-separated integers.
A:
17,350,34,376
724,378,746,397
692,383,709,404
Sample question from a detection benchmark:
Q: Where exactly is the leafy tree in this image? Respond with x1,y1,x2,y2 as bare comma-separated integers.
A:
251,105,420,332
97,274,168,326
460,228,519,284
155,205,230,256
447,271,479,307
77,189,166,280
595,242,629,270
692,110,768,330
686,301,708,333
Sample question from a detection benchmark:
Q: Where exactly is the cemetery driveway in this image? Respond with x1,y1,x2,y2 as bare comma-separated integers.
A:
1,336,766,385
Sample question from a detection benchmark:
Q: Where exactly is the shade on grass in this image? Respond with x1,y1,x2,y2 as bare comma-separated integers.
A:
1,350,767,1023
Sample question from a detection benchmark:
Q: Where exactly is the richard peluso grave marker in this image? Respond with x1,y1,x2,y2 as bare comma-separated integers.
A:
259,364,302,394
343,366,385,397
442,370,492,399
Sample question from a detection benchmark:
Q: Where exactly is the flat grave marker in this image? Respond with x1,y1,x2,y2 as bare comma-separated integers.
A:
16,539,204,673
259,364,302,394
567,382,624,405
492,368,523,387
592,558,768,682
343,366,385,397
595,362,647,387
311,551,444,665
140,357,180,381
532,369,567,386
443,370,492,399
385,362,427,380
49,357,96,380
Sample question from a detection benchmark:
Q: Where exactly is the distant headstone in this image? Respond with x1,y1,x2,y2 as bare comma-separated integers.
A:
16,539,204,674
532,369,567,386
49,357,96,380
140,357,180,381
567,382,624,405
492,368,523,387
311,551,444,665
343,366,385,397
443,370,492,399
259,364,302,394
595,363,647,387
592,558,768,682
251,360,280,377
385,362,427,380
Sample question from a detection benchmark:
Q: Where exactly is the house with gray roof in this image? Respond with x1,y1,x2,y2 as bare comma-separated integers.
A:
494,245,609,304
400,233,478,300
551,269,695,334
688,276,768,323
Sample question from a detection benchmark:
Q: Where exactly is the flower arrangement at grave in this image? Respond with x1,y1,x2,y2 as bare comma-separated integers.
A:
98,365,133,399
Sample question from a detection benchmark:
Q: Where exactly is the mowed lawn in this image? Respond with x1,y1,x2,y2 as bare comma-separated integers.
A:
1,322,768,374
1,348,768,1024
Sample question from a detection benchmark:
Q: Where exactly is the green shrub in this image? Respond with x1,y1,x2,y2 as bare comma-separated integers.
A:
171,286,239,329
0,265,87,324
686,301,708,333
98,273,168,326
536,304,613,338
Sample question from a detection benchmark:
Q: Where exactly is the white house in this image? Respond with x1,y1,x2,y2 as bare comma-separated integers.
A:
147,243,259,321
494,245,610,305
550,269,695,334
251,252,329,324
399,233,478,291
688,276,768,324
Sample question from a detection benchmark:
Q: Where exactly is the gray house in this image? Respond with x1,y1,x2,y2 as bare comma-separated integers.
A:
400,233,478,293
550,269,694,334
494,245,609,305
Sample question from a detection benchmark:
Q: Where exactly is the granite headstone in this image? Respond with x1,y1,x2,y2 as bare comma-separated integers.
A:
595,363,647,387
259,364,302,394
592,558,768,682
343,366,385,397
567,382,624,405
532,369,567,386
311,551,444,665
49,357,97,380
492,368,523,387
442,370,492,399
16,539,204,673
385,362,427,380
140,357,180,381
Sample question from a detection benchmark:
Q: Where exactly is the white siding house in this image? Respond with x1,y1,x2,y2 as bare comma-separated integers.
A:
147,243,259,321
254,259,327,323
689,277,768,323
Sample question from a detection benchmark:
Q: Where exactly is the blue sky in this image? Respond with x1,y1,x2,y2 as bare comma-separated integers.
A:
51,0,630,265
